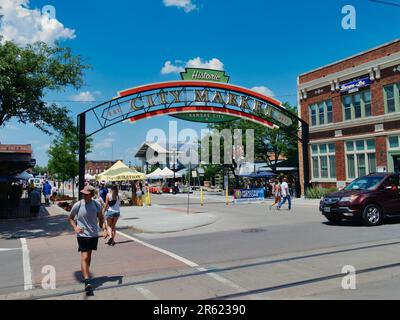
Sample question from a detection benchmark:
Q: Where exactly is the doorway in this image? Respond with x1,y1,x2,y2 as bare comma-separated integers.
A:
393,155,400,173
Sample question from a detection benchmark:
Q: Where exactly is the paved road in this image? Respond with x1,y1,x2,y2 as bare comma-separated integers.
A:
2,194,400,299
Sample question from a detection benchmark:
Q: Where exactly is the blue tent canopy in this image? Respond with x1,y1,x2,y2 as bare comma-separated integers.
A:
239,172,277,179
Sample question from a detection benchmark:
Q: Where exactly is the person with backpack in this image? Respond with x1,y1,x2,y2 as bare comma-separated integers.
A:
68,185,105,293
104,185,121,246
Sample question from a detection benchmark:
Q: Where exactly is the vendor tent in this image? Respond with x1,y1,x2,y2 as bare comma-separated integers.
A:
159,167,182,179
85,173,96,180
14,171,34,180
146,168,163,180
97,161,145,181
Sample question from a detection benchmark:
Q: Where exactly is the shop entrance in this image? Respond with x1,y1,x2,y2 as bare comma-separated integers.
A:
393,155,400,173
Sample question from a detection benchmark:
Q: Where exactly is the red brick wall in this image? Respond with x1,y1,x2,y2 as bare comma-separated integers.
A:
299,40,400,84
335,141,346,181
376,136,387,167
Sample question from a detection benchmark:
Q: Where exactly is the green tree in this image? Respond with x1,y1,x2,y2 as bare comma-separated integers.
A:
206,102,299,187
0,41,89,133
32,165,48,176
47,129,92,199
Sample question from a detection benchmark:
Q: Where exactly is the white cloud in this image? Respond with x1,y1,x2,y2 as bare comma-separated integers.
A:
107,131,117,137
163,0,197,13
251,86,275,97
70,91,96,102
95,138,115,149
161,57,224,75
161,61,185,75
5,124,18,130
0,0,76,46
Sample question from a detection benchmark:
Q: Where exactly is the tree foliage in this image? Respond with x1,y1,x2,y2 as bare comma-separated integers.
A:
205,102,299,180
0,41,89,134
47,129,92,197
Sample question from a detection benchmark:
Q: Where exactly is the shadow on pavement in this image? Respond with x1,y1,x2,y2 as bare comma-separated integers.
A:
73,271,123,289
0,207,71,240
322,216,400,227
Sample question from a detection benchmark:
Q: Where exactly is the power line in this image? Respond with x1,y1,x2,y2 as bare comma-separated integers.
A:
369,0,400,7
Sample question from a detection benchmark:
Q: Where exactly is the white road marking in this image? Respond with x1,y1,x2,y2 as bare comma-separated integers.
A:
117,230,259,299
20,238,33,290
135,286,159,300
0,248,22,252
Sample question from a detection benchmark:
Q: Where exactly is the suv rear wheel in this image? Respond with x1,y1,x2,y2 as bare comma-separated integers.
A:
362,204,383,226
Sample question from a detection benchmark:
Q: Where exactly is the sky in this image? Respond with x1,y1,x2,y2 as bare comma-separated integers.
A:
0,0,399,166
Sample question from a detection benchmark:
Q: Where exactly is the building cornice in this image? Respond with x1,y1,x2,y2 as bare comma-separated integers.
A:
309,112,400,134
299,52,400,92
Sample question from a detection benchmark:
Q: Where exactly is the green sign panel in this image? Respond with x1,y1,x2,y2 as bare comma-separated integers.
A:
170,112,238,123
180,68,230,83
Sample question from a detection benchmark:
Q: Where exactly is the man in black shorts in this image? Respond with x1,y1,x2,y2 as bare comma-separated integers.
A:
68,185,105,293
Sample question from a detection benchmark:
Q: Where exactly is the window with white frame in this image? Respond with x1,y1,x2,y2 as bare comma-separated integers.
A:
309,100,333,127
345,139,376,180
342,90,371,121
384,83,400,114
311,143,336,179
388,135,400,150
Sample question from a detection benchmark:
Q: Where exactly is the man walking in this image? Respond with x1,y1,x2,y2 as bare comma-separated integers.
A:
42,180,52,206
68,185,105,293
277,177,291,211
30,187,41,217
99,181,108,203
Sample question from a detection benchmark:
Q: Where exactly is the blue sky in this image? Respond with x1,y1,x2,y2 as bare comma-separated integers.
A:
1,0,399,166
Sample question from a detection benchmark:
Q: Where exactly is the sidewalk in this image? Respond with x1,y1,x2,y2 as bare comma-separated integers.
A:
117,205,218,233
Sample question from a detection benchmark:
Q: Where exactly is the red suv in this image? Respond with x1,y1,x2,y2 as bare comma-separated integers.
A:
320,173,400,226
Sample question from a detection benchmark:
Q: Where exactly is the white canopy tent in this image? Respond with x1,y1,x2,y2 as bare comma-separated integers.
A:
159,167,182,179
14,171,34,180
145,168,163,180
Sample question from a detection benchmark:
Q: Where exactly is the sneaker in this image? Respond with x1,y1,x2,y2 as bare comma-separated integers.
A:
84,279,93,292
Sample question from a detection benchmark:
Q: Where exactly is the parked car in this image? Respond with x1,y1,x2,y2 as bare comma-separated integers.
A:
320,173,400,226
28,178,43,190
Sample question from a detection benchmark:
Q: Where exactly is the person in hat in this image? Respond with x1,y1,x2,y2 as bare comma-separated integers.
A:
68,185,105,293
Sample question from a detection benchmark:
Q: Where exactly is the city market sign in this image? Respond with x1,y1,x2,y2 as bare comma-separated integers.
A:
340,77,371,94
81,81,296,137
170,112,238,123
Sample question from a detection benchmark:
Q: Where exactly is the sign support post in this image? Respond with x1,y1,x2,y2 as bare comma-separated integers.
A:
78,113,86,200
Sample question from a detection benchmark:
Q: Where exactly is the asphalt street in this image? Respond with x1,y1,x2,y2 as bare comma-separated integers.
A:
2,193,400,300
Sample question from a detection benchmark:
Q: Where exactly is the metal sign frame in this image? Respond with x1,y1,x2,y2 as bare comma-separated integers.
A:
77,81,310,195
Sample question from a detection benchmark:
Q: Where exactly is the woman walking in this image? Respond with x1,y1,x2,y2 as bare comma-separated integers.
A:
269,179,281,210
104,185,121,246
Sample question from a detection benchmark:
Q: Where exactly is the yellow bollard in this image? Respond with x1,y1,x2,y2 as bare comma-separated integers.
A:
226,188,229,206
200,187,204,206
147,188,152,206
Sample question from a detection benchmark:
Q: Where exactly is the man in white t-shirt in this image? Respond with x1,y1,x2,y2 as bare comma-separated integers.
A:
277,177,292,210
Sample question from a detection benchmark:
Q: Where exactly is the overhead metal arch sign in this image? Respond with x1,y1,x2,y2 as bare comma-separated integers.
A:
83,81,295,137
77,72,311,197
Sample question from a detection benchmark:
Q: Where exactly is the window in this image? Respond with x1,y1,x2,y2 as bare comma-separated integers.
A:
309,100,333,127
311,143,336,180
345,139,376,180
384,83,400,114
342,89,372,120
388,135,400,149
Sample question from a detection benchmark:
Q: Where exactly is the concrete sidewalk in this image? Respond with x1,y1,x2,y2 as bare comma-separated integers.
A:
118,205,218,233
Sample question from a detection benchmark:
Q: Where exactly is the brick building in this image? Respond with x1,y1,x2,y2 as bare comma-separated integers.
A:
85,160,121,175
298,39,400,194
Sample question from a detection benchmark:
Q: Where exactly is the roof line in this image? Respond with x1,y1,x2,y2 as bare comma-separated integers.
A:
299,38,400,77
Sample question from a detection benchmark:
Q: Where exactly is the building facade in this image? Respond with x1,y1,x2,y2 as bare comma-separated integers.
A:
298,39,400,193
85,160,120,175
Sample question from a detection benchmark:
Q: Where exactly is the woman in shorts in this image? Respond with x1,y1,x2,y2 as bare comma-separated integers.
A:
104,185,121,246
